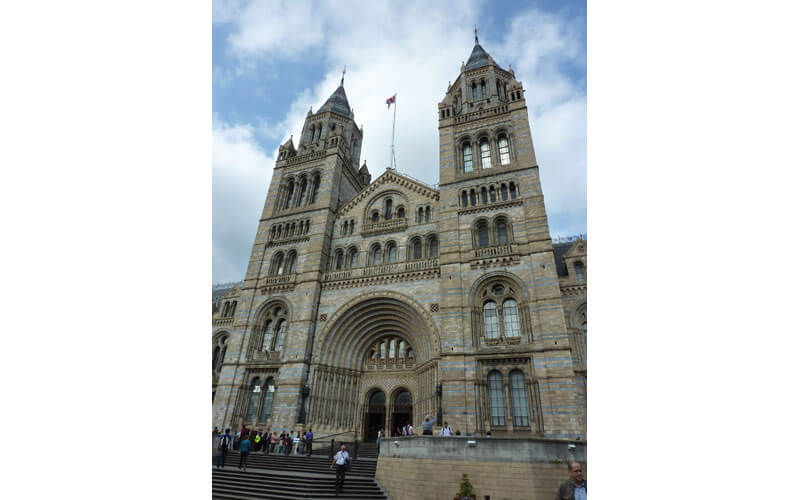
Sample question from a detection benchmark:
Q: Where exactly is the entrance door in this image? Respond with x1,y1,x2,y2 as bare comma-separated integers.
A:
392,390,413,435
364,390,386,440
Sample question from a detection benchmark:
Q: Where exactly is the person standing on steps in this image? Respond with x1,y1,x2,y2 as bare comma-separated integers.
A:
238,433,251,471
217,428,232,468
422,414,435,435
330,443,350,496
305,428,313,456
554,461,586,500
440,422,453,436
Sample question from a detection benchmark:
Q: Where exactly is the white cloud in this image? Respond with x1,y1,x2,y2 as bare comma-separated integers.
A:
212,0,586,281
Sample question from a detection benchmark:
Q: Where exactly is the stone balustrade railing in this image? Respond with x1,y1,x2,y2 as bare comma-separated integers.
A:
473,244,513,259
360,218,408,236
323,258,440,282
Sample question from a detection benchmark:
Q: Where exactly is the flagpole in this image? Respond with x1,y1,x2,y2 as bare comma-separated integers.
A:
390,96,397,170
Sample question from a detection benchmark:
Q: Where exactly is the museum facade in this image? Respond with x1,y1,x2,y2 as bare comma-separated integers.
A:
212,37,587,441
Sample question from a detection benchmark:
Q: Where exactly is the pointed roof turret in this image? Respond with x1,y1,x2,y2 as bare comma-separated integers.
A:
281,135,295,150
318,69,352,117
464,26,500,71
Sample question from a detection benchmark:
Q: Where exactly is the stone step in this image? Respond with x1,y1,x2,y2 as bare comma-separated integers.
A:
212,468,388,500
215,452,377,477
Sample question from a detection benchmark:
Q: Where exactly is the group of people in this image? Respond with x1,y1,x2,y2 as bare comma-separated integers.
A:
213,425,314,470
378,417,492,441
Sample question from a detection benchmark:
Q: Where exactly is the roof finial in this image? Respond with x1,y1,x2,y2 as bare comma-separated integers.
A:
341,65,346,86
474,25,479,44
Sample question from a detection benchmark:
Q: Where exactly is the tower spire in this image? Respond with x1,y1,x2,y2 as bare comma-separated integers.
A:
474,25,479,44
341,65,346,86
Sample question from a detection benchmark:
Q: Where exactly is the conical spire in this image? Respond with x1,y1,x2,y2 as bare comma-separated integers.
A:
464,26,499,71
317,80,351,117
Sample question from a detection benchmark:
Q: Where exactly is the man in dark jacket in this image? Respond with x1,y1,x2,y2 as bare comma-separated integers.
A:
554,461,586,500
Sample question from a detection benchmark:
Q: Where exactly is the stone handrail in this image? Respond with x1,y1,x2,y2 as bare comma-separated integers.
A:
473,244,513,259
360,218,408,236
322,258,440,282
259,273,296,286
213,317,233,326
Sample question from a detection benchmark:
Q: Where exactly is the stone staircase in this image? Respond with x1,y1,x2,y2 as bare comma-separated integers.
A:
311,441,379,460
213,451,386,499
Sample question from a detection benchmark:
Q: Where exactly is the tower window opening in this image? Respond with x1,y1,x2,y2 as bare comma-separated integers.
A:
480,140,491,169
463,143,473,173
472,83,477,102
480,80,486,99
498,136,510,165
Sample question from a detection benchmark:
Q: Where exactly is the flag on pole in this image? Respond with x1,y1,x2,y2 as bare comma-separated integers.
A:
386,94,396,108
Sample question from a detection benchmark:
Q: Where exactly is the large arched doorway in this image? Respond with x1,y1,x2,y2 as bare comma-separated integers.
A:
391,390,413,436
364,390,386,440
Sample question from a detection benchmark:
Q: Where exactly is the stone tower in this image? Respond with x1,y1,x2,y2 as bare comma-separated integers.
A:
434,33,583,437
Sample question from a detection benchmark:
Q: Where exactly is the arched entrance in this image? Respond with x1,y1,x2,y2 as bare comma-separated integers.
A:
391,390,413,436
364,390,386,440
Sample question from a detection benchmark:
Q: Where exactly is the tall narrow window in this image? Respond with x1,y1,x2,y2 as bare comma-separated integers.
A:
335,250,344,270
385,198,393,220
413,239,422,260
575,262,585,283
477,221,489,248
496,220,509,245
397,206,405,219
261,320,273,351
461,191,468,207
470,189,477,206
286,252,297,273
296,177,308,206
387,242,397,263
510,182,517,199
510,370,530,427
380,341,386,359
483,301,500,339
481,80,486,99
273,319,287,350
272,253,284,276
425,206,431,222
372,245,382,266
501,184,508,201
245,377,261,421
429,237,439,258
498,136,510,165
489,185,496,202
488,371,506,426
481,187,488,204
372,211,379,223
480,140,491,169
348,248,358,268
503,299,521,337
463,143,473,172
259,378,275,421
418,207,424,224
310,175,320,204
389,339,396,358
472,83,477,102
283,181,294,209
213,346,220,371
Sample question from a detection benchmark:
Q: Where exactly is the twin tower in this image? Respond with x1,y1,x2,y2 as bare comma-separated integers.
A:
212,35,586,441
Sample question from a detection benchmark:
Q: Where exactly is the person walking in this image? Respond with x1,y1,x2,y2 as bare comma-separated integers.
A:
293,431,301,455
554,461,586,500
330,443,350,496
422,414,435,435
277,431,285,455
298,428,306,455
305,428,313,456
270,431,278,454
253,431,261,452
283,431,293,455
217,428,232,468
238,434,251,471
440,422,453,436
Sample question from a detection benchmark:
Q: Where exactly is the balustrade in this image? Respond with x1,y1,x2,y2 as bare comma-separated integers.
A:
473,244,513,259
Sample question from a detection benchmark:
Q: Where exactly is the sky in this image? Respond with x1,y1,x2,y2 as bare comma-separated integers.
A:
212,0,586,284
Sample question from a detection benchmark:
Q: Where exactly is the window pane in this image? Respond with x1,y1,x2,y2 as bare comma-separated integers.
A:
311,176,320,203
373,247,382,265
275,254,284,275
413,240,422,259
336,252,343,270
490,186,496,202
385,199,393,220
213,346,220,371
429,239,439,258
488,371,506,426
501,184,508,200
259,380,275,420
372,212,379,223
510,371,530,427
463,144,473,172
510,182,517,199
480,141,491,169
261,320,273,351
462,191,468,207
287,253,297,273
388,245,397,263
478,223,489,248
245,378,261,421
349,249,358,268
389,339,396,358
483,301,499,339
425,206,431,222
274,320,287,350
499,137,510,165
503,299,521,337
481,187,487,204
575,262,585,283
497,221,508,245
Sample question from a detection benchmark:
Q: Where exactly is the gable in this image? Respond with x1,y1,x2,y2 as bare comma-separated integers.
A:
335,169,439,222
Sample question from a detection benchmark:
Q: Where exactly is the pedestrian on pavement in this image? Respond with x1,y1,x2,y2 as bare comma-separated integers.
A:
277,431,285,454
422,414,435,435
305,428,314,456
376,429,382,446
293,431,301,455
554,461,586,500
217,428,232,468
253,431,261,452
440,422,453,436
270,431,278,454
298,428,306,455
263,428,271,454
330,443,350,496
284,431,293,455
238,434,251,471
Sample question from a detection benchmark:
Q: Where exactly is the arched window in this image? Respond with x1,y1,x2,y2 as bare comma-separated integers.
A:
213,335,228,373
370,391,386,406
477,221,489,248
286,251,297,274
348,247,359,268
245,377,261,421
412,238,423,260
480,139,491,169
472,82,477,102
502,299,521,337
510,182,517,199
574,261,585,283
428,236,439,258
461,191,468,207
407,348,414,358
417,207,424,223
481,187,488,204
509,370,530,427
273,319,287,350
230,301,236,317
261,320,273,351
335,249,344,270
483,301,500,339
222,302,230,317
276,225,282,239
501,183,508,201
259,378,275,421
463,143,473,172
480,80,487,99
296,177,308,206
283,180,294,209
385,198,393,220
496,219,509,245
397,206,405,219
372,244,382,266
271,253,284,275
425,206,431,222
372,211,379,223
498,136,510,165
310,174,321,203
488,371,506,426
489,185,496,202
470,189,477,206
396,391,412,407
387,242,398,263
213,346,220,371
